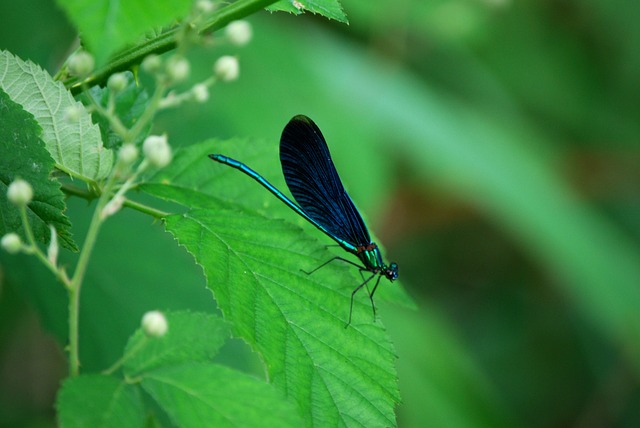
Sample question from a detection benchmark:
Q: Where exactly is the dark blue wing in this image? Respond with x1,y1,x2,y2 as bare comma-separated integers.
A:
279,115,371,248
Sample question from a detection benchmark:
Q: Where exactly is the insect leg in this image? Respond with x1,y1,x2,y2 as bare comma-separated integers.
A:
345,273,377,328
302,256,363,275
367,275,384,320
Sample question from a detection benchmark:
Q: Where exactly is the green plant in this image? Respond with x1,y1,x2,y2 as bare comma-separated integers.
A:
0,0,405,426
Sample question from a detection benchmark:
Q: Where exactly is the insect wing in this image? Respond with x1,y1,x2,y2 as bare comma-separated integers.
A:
280,115,371,248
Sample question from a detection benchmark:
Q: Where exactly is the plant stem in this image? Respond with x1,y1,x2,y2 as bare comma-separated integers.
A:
103,335,149,375
61,182,99,201
63,0,280,93
67,174,118,376
126,82,167,142
83,84,129,139
122,197,169,219
61,182,169,219
19,207,70,286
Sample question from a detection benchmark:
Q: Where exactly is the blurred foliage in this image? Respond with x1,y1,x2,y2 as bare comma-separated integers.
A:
1,0,640,427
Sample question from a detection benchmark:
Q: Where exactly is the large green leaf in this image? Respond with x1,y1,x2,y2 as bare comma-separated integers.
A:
0,50,112,182
0,87,77,251
140,139,403,425
142,363,303,428
162,208,399,426
56,375,144,428
56,0,192,66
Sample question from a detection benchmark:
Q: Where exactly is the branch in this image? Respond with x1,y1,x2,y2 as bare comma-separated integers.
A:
62,0,280,93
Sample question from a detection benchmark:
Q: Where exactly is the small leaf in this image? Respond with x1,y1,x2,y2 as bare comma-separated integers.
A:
123,311,230,376
57,374,144,428
141,363,303,428
0,50,112,182
57,0,193,66
0,87,77,251
268,0,348,23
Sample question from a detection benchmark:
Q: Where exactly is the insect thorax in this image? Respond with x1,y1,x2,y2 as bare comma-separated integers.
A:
356,243,385,272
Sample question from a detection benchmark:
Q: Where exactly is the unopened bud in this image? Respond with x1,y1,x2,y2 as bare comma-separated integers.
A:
118,144,139,165
226,21,252,46
192,84,209,103
143,135,172,168
107,72,128,93
64,105,83,123
47,225,59,265
142,310,168,337
196,0,214,13
1,233,22,254
68,51,95,78
214,56,239,82
166,57,190,83
7,179,33,206
142,54,162,74
101,195,125,219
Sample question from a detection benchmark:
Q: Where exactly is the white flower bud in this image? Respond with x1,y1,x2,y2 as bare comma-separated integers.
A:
166,57,190,83
142,310,168,337
7,179,33,206
107,72,128,93
118,144,139,165
143,135,172,168
63,105,83,123
101,195,125,219
142,54,162,74
196,0,214,13
226,21,252,46
192,83,209,103
68,51,95,78
47,225,58,265
214,56,239,82
1,233,22,254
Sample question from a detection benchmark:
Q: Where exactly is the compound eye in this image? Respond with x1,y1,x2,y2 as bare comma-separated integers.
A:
387,262,399,280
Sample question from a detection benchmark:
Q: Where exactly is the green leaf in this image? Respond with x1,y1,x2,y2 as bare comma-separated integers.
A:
268,0,348,23
57,374,144,428
163,208,399,426
83,71,150,150
140,140,402,425
141,363,303,428
0,87,77,251
56,0,193,66
123,311,230,376
0,50,112,182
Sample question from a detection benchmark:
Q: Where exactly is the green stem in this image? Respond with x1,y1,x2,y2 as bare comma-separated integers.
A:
19,207,69,285
82,84,129,139
64,0,280,93
61,183,99,201
67,173,118,376
126,82,167,142
122,197,169,219
61,183,169,219
103,335,149,375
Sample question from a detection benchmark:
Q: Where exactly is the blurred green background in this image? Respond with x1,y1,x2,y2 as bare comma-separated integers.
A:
1,0,640,427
